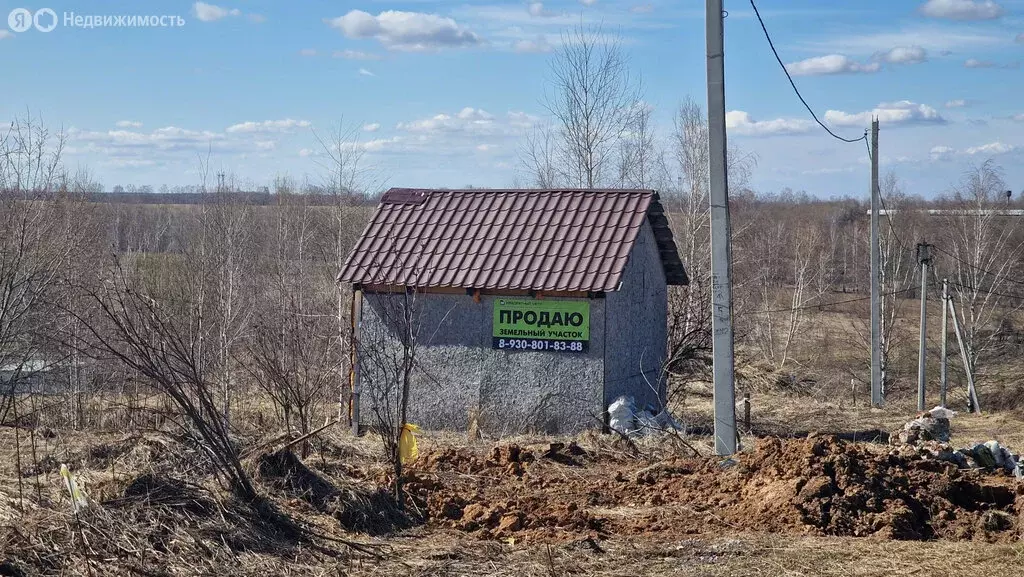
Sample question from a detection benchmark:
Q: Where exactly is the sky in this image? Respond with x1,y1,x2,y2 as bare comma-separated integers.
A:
1,0,1022,197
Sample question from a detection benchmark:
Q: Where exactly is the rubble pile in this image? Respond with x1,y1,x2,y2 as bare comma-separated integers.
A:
891,406,1022,478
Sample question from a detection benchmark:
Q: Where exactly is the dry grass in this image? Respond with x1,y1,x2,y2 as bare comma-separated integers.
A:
3,393,1024,576
332,532,1024,577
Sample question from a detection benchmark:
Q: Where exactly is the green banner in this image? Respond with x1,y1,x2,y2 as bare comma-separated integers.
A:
492,299,590,342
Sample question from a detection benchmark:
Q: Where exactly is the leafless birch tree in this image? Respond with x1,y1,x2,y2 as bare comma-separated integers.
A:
544,23,642,188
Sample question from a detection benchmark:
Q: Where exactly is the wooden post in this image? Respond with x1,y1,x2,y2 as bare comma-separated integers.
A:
743,392,751,433
349,289,363,434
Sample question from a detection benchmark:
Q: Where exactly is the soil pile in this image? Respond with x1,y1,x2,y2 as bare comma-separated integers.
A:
408,436,1023,542
700,435,1020,540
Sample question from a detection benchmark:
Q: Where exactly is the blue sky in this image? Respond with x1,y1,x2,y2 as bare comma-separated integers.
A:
2,0,1022,197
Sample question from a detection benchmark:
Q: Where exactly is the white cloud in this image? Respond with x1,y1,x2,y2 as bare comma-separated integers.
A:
299,48,317,57
964,141,1016,155
333,49,384,61
580,0,597,5
631,3,654,13
1012,113,1024,122
247,14,266,23
944,99,967,108
254,140,275,151
362,123,381,132
106,158,158,168
513,35,553,53
193,2,241,22
360,136,407,152
824,101,946,127
298,148,315,158
69,127,228,160
225,119,311,133
0,30,13,40
874,46,928,64
115,120,143,128
964,58,1019,69
326,10,482,52
919,0,1003,20
507,111,540,128
930,145,956,160
1017,33,1024,44
785,54,880,76
353,109,535,158
359,68,375,76
398,107,497,134
528,2,559,17
803,25,1005,56
725,111,813,136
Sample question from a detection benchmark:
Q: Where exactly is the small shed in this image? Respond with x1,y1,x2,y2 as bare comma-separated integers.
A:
338,188,688,434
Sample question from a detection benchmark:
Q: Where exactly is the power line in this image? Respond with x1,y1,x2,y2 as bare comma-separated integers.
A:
931,244,1024,287
876,192,911,253
748,287,915,315
946,280,1024,301
748,0,867,144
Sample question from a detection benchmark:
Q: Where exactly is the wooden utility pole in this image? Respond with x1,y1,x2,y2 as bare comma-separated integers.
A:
940,278,949,408
706,0,736,455
870,119,882,407
916,243,931,411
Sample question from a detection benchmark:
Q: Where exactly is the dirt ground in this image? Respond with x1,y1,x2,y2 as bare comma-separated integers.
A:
3,392,1024,576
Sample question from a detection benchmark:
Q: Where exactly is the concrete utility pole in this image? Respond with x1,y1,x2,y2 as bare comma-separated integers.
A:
948,297,981,413
706,0,736,455
916,243,931,411
940,278,949,408
870,119,882,407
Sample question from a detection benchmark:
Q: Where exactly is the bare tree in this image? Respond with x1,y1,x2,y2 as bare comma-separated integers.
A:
940,161,1024,385
246,293,339,455
209,185,256,426
617,102,660,189
356,287,422,508
0,113,84,425
748,219,820,373
518,123,560,188
311,120,376,423
663,98,755,389
76,258,257,501
0,110,65,193
841,172,918,398
544,23,642,188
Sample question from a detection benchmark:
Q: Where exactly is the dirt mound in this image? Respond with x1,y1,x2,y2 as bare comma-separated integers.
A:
710,435,1020,540
407,437,1023,543
256,448,411,535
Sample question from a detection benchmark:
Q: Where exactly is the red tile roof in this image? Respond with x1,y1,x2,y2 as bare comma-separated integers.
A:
338,188,688,292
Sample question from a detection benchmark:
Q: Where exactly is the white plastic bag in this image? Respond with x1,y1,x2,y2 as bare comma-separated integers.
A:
608,396,637,434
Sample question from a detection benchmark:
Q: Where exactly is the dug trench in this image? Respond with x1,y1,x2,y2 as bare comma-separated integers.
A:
403,436,1024,543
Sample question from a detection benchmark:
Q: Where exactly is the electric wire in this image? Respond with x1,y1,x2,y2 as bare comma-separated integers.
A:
931,244,1024,287
946,280,1024,301
747,287,915,315
748,0,867,144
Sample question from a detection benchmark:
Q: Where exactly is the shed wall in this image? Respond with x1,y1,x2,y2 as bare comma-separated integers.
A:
604,221,668,411
356,293,606,435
